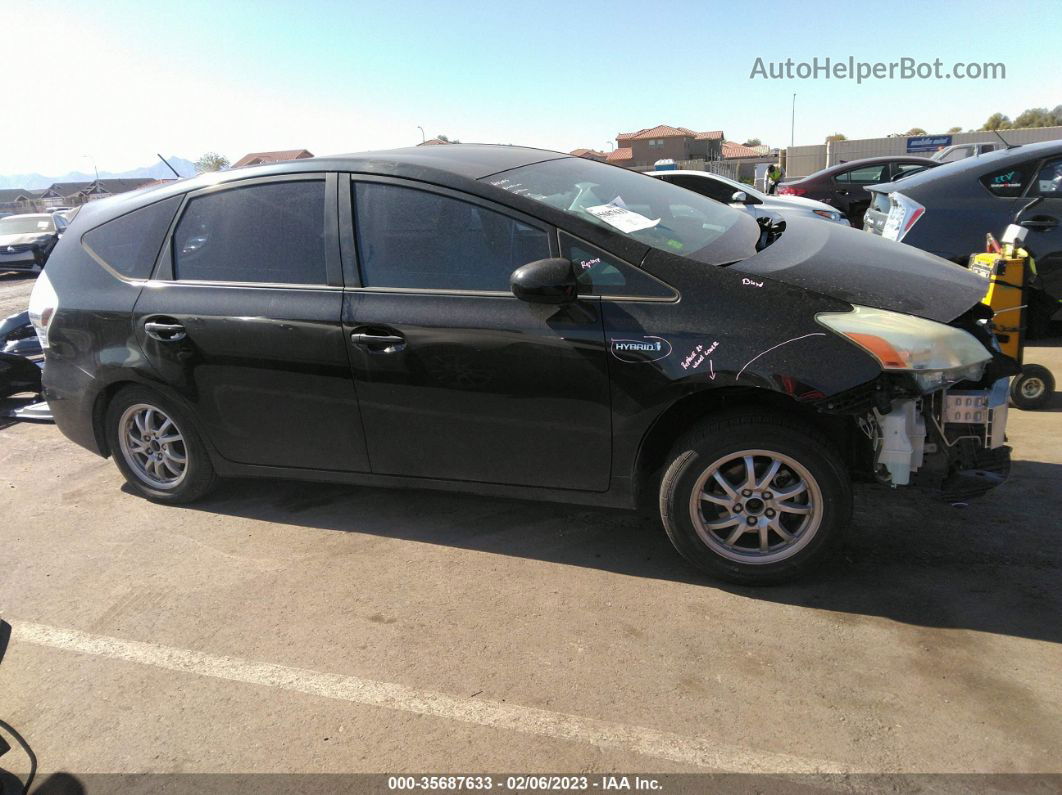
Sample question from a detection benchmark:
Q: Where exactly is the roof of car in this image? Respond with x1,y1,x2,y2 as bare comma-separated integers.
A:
805,155,937,178
866,138,1062,194
68,145,574,230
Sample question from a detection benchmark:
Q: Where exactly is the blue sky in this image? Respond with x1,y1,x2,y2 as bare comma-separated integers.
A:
6,0,1061,175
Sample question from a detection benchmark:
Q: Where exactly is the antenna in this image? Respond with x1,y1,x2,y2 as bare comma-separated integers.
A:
991,129,1016,150
157,154,181,178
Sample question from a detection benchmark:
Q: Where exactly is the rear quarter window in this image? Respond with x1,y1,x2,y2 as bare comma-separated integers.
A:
979,164,1033,198
82,196,182,279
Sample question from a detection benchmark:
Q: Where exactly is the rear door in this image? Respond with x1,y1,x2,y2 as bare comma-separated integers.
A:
832,163,890,222
341,176,612,491
132,174,371,471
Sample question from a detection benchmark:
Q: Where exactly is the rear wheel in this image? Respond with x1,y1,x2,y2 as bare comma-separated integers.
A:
659,412,852,584
105,386,217,503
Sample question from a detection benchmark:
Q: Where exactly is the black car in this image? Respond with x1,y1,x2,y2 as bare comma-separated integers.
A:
0,212,67,273
778,156,938,226
31,146,1016,583
864,140,1062,334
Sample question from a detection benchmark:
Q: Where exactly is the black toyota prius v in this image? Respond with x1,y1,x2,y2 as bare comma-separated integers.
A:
30,146,1019,583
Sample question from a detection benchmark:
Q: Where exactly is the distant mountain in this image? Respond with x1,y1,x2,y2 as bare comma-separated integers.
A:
0,156,198,190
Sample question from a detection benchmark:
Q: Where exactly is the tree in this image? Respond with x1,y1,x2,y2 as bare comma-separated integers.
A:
741,137,762,147
435,134,462,143
981,112,1012,131
947,126,963,134
825,133,847,142
1013,107,1056,128
905,127,927,136
195,152,230,173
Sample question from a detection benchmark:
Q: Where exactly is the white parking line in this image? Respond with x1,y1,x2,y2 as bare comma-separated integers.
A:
11,619,843,773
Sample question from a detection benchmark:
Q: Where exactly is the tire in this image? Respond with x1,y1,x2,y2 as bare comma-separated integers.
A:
105,385,218,503
1009,364,1055,411
659,412,852,585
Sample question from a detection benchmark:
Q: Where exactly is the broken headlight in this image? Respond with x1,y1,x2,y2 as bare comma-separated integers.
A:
816,305,991,392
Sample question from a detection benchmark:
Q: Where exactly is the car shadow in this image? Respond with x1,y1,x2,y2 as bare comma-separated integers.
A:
174,455,1062,646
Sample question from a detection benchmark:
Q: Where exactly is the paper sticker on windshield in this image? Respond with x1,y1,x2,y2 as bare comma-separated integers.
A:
586,203,660,234
610,336,671,363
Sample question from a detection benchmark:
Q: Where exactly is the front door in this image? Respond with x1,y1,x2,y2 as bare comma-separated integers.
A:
133,174,370,471
342,178,612,491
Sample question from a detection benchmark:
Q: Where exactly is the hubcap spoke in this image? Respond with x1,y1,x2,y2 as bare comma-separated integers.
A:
777,501,812,515
757,459,781,490
157,433,183,445
700,492,732,507
725,524,747,545
759,525,769,552
769,517,793,541
742,455,757,490
772,483,807,501
705,515,741,531
712,471,739,500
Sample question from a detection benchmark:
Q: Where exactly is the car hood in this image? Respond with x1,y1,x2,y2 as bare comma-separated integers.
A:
729,216,986,322
0,232,52,246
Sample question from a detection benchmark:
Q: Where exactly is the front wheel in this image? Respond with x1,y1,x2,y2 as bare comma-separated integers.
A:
659,413,852,584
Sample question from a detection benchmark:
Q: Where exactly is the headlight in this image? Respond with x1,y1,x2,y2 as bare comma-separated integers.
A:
816,305,991,391
813,209,841,222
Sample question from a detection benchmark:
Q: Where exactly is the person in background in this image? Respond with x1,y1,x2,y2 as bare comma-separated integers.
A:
766,162,784,194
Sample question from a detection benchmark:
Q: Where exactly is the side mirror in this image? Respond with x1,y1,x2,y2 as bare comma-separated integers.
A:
731,190,749,204
510,258,578,304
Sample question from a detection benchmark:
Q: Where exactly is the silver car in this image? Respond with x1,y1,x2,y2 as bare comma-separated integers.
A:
649,169,850,225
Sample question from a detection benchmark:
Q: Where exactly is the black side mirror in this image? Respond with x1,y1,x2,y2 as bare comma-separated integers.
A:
510,258,578,304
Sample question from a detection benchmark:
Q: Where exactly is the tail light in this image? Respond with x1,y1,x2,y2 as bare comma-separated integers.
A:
28,270,59,350
777,185,805,196
881,192,925,242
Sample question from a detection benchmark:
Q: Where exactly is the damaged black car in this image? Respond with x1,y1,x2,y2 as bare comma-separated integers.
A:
31,146,1017,583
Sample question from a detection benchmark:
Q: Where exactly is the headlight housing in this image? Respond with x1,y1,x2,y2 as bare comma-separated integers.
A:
812,209,842,222
816,305,991,391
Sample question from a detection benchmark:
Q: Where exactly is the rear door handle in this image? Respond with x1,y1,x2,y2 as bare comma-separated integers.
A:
144,321,186,342
1021,217,1058,230
351,331,405,350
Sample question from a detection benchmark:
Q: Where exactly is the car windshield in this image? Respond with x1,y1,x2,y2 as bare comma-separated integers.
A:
481,157,759,265
0,215,55,235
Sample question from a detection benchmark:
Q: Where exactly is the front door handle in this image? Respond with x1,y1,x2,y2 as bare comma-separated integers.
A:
351,330,405,351
144,321,187,342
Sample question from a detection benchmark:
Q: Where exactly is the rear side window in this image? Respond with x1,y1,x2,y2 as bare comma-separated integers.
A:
354,182,550,291
82,196,182,279
979,164,1033,198
1033,158,1062,197
893,163,930,180
835,164,888,183
173,180,326,284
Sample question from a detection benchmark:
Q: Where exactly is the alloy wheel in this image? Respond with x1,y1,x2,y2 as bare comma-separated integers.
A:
117,403,188,490
688,449,824,564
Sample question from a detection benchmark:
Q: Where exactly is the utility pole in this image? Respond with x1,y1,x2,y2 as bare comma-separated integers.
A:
417,126,426,143
82,154,99,185
790,94,796,147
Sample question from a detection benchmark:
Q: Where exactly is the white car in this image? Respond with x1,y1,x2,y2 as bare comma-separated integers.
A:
648,169,849,226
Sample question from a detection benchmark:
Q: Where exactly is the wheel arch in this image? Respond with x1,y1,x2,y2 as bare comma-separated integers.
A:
632,386,856,506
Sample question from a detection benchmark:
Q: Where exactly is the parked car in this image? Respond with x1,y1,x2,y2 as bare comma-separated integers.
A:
32,145,1017,583
863,140,1062,334
930,142,1004,163
778,156,939,225
648,169,849,226
0,213,66,273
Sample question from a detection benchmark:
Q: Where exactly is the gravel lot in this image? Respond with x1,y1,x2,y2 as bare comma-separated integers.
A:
1,271,1060,784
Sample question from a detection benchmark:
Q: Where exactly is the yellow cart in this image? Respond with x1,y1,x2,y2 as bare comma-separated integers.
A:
969,244,1056,410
